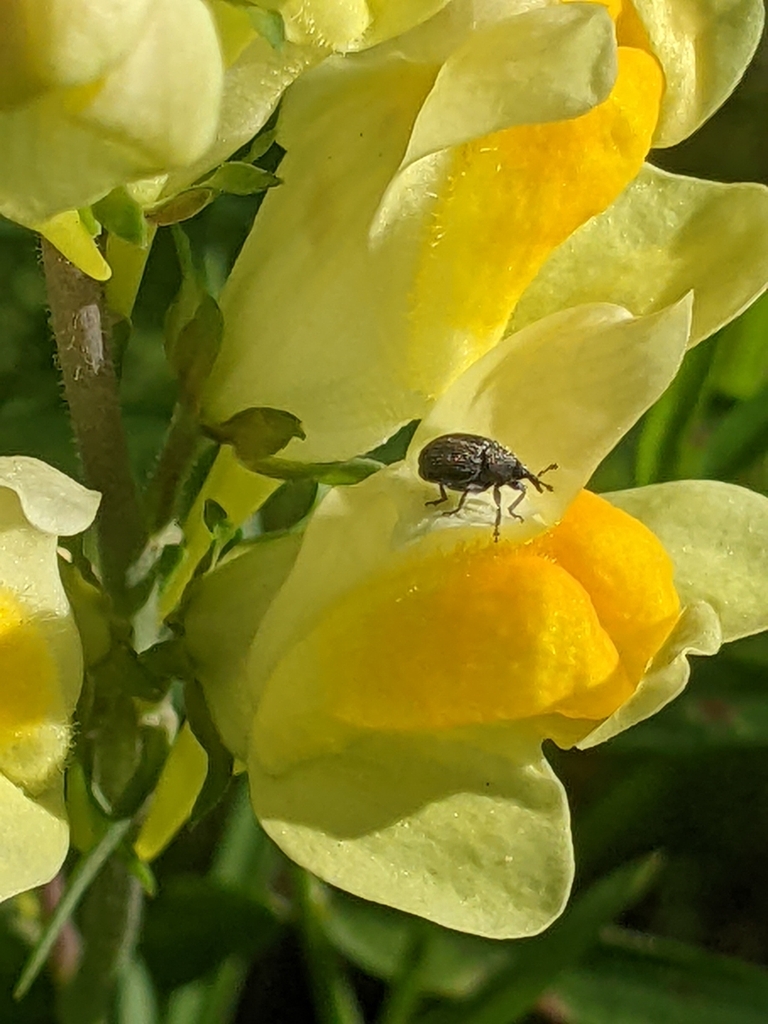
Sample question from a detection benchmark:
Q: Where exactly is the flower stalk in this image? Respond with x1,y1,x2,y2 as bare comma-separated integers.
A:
41,239,147,600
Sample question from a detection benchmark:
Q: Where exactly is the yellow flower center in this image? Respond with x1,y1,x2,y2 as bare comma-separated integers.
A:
0,587,69,794
408,0,664,395
0,589,60,739
0,593,60,737
299,492,679,750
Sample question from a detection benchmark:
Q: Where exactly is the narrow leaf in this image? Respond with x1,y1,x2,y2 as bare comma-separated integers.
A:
419,856,661,1024
201,162,281,196
14,819,132,1000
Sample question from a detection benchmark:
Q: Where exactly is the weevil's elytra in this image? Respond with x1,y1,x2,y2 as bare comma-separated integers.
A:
418,433,557,542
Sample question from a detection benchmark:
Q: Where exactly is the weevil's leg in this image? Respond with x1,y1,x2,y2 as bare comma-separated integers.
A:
442,489,469,518
493,484,503,541
507,482,526,522
533,463,558,492
425,483,448,507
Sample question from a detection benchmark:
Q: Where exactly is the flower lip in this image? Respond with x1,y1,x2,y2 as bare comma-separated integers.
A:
0,456,100,536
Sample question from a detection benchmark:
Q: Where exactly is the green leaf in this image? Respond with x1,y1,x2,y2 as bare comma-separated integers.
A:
141,876,279,991
419,856,661,1024
247,5,286,49
169,294,224,411
709,292,768,401
258,477,318,533
165,225,207,353
246,128,278,163
324,894,510,999
149,189,215,226
78,206,101,236
203,407,306,467
92,188,149,247
255,455,383,485
200,162,281,196
553,927,768,1024
14,819,133,1000
184,679,234,825
295,871,365,1024
700,381,768,479
202,498,231,536
635,339,716,485
117,959,159,1024
138,637,194,690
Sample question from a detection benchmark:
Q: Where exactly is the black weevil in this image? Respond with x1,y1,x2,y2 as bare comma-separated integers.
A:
418,433,557,542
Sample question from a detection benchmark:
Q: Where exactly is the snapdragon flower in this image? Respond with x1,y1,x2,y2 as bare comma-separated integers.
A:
205,0,768,463
0,0,224,226
0,457,99,902
184,297,768,936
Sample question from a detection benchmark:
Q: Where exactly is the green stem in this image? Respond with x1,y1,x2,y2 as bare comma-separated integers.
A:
57,847,143,1024
377,925,431,1024
41,239,147,599
14,819,132,1001
145,401,202,533
294,869,364,1024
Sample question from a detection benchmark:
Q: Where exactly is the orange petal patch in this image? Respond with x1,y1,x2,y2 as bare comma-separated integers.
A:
407,44,664,396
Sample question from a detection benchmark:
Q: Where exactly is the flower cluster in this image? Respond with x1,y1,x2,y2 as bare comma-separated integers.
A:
2,0,768,947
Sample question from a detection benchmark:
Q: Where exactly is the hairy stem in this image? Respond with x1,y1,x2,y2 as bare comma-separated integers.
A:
41,239,146,598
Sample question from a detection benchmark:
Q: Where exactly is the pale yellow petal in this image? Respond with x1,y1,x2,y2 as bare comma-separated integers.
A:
134,723,207,862
401,3,617,166
577,601,722,748
511,165,768,348
0,488,84,726
0,776,68,902
76,0,223,168
0,94,146,223
279,0,372,48
0,0,153,98
351,0,451,50
158,35,322,199
249,730,573,938
208,10,637,464
159,449,279,618
206,53,438,461
411,299,693,525
184,534,304,761
0,0,224,223
0,455,100,536
633,0,765,146
608,480,768,643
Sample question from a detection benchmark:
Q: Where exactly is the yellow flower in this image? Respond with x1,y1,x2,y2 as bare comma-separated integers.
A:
275,0,450,51
155,0,454,201
184,297,768,937
205,0,768,463
0,457,99,902
0,0,224,226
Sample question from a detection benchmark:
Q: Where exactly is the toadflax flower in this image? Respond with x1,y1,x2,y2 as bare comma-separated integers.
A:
204,0,768,463
0,0,224,227
0,457,99,902
184,297,768,937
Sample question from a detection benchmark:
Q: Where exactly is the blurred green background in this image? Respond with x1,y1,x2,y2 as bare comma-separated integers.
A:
1,25,768,1024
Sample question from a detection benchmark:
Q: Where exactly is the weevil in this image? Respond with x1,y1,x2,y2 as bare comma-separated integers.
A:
418,433,557,542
